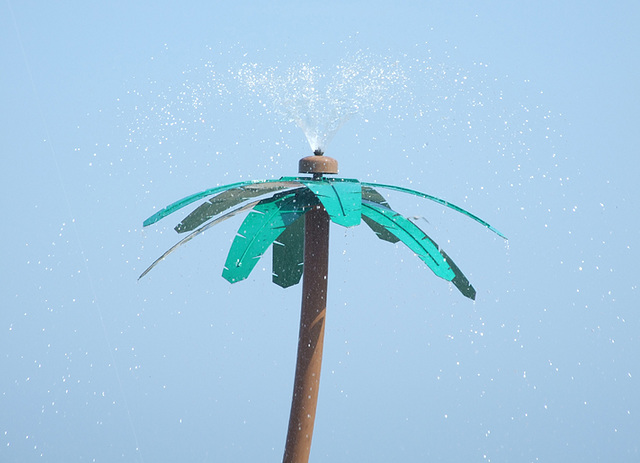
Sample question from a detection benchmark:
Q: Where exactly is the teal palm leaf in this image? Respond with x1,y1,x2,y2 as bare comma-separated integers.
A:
222,189,317,283
361,199,476,299
361,182,507,239
299,178,361,227
438,248,476,300
361,200,455,281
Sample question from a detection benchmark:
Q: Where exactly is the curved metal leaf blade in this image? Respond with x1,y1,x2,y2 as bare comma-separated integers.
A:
362,215,400,243
138,200,261,280
222,189,316,284
361,186,399,243
362,200,476,299
360,182,507,239
300,178,361,227
362,185,391,208
175,181,300,233
439,248,476,300
272,215,304,288
143,179,300,227
361,200,456,281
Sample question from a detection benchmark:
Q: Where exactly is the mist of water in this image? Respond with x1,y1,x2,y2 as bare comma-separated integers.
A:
237,52,407,153
123,44,565,213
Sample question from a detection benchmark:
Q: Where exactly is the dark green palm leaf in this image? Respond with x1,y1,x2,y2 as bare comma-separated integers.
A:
438,248,476,300
143,179,302,227
361,186,399,243
272,216,305,288
361,200,455,281
175,181,300,233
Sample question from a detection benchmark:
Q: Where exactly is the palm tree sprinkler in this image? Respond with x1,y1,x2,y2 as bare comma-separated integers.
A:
140,144,505,461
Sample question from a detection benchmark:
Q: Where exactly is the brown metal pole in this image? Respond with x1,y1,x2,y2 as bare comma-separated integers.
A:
283,203,330,463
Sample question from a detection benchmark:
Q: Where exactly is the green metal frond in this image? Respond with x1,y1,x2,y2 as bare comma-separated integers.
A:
272,215,305,288
361,200,455,280
299,178,362,227
362,186,392,208
141,175,496,298
361,186,399,243
222,188,317,284
143,179,302,227
361,200,477,299
438,248,476,300
361,182,507,240
138,199,262,280
175,181,300,233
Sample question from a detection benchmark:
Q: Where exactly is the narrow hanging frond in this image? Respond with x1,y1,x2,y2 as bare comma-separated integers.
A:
175,181,300,233
361,200,477,299
361,185,392,208
361,200,455,280
222,188,317,284
272,215,305,288
362,215,400,244
438,248,476,300
361,182,507,240
138,200,262,280
361,186,399,243
143,179,302,227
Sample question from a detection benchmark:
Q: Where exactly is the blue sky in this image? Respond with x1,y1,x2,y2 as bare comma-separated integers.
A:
2,1,639,462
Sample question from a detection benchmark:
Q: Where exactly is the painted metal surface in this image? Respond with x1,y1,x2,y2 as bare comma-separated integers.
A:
222,188,313,284
299,178,362,227
272,216,305,288
141,175,503,300
361,181,507,239
283,205,330,463
298,154,338,174
361,200,456,281
175,182,299,233
143,179,302,227
138,200,262,280
361,186,399,243
140,156,505,463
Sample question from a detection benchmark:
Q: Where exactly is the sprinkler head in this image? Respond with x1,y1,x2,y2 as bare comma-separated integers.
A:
299,154,338,175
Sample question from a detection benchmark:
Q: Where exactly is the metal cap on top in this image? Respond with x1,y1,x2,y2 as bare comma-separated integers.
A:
299,149,338,175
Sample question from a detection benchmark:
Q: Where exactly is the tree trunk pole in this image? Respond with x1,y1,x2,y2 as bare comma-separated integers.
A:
283,204,330,463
